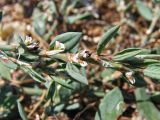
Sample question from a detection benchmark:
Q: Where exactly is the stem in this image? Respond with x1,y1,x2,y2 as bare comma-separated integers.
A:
0,44,17,51
46,52,133,72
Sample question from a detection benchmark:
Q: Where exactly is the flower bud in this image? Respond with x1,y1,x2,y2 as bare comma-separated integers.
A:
24,36,33,45
125,71,135,84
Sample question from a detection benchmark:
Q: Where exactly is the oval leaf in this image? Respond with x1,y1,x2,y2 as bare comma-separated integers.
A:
95,88,124,120
46,80,56,100
49,32,82,52
113,48,149,61
17,100,28,120
51,76,73,89
144,64,160,81
22,67,46,83
136,0,153,21
33,14,46,36
0,61,11,80
135,88,160,120
66,63,88,85
97,25,120,55
67,12,92,24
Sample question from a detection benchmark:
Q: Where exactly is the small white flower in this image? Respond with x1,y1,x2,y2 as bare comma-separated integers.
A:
80,50,90,58
24,36,33,45
125,71,132,76
27,42,38,49
72,53,79,63
125,71,135,84
54,41,65,51
72,53,88,67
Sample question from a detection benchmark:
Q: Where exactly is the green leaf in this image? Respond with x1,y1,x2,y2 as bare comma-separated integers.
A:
49,32,82,52
20,54,39,62
144,64,160,81
60,0,68,14
51,76,73,89
59,80,84,100
48,1,57,17
97,25,120,55
0,45,15,51
22,87,43,96
151,92,160,103
46,80,56,100
66,103,80,110
66,63,88,85
69,42,79,53
101,68,118,82
136,0,153,21
67,12,92,24
0,59,17,69
135,88,160,120
133,73,147,87
95,88,124,120
0,61,11,80
113,48,148,61
140,59,160,66
33,14,47,36
22,67,46,83
17,100,28,120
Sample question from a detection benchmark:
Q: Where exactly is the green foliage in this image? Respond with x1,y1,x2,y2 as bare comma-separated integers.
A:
136,0,153,21
113,48,149,61
17,100,28,120
67,12,92,24
33,14,47,36
144,64,160,81
46,80,56,100
135,88,160,120
66,63,88,85
95,88,124,120
97,25,120,55
51,76,73,89
0,0,160,119
49,32,82,52
0,61,11,80
22,67,46,83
